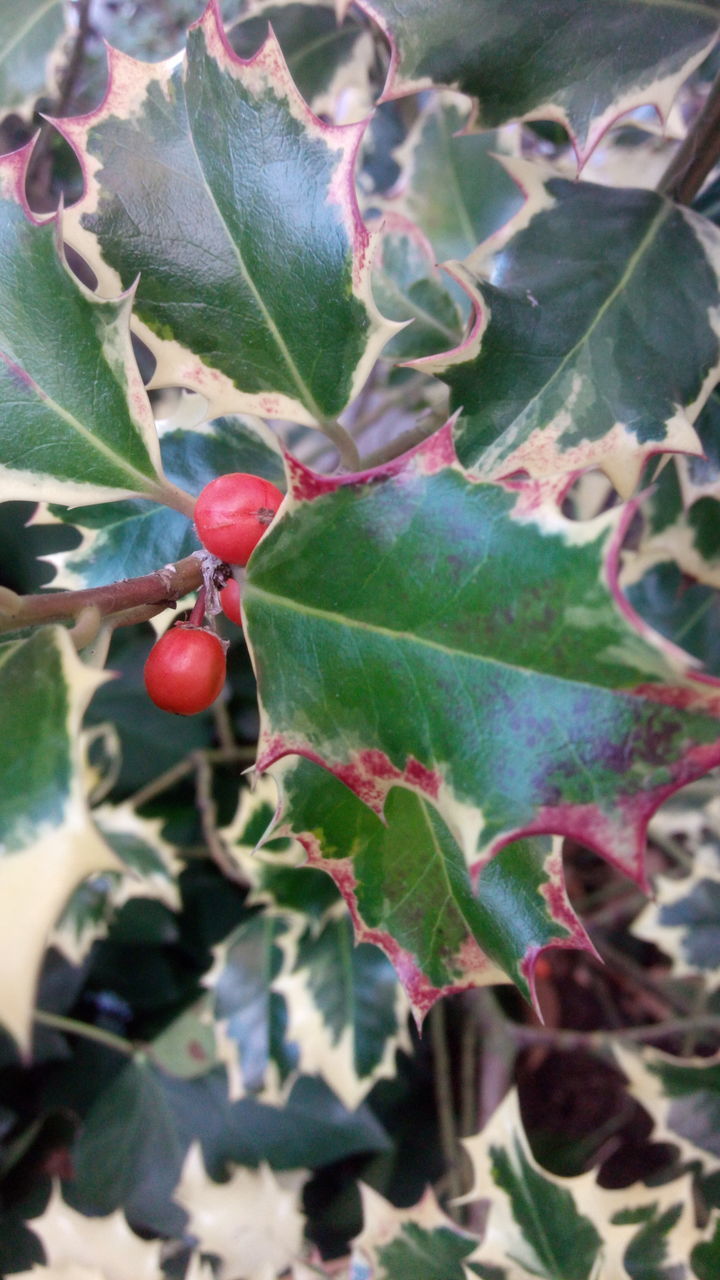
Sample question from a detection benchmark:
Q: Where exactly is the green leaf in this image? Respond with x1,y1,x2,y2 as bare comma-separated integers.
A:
59,3,397,426
42,415,285,590
0,0,66,117
228,0,375,120
372,215,466,361
618,1046,720,1172
0,628,119,1047
246,426,720,903
380,93,522,264
52,804,181,964
208,913,296,1100
462,1089,697,1279
66,1056,186,1234
0,150,181,509
269,756,590,1016
353,1184,481,1280
632,794,720,989
692,1216,720,1280
424,165,720,495
356,0,720,163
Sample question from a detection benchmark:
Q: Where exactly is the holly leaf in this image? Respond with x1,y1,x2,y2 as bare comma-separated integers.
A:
267,755,591,1018
379,93,522,264
631,794,720,990
274,907,411,1108
28,1183,163,1280
617,1046,720,1173
0,150,185,510
65,1056,186,1234
0,0,67,117
352,1184,482,1279
58,1,397,427
246,424,720,908
422,164,720,496
0,628,120,1048
352,0,720,165
462,1088,697,1279
205,913,297,1102
222,778,410,1104
372,214,466,361
228,0,376,123
51,805,181,965
40,415,285,590
172,1143,307,1280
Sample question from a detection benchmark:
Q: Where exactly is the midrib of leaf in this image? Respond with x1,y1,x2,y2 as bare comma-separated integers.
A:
184,96,329,425
432,110,477,254
501,1141,580,1280
246,583,627,696
0,355,157,494
0,0,60,69
490,199,672,435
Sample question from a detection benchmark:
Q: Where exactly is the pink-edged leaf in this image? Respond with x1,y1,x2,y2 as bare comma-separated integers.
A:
266,755,592,1018
244,423,720,910
57,0,397,427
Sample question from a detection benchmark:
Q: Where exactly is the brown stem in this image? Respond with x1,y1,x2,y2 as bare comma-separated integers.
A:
657,70,720,205
509,1014,720,1052
0,555,204,635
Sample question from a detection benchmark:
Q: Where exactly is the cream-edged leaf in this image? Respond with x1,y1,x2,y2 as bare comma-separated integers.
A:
29,1184,162,1280
172,1143,307,1280
0,628,121,1047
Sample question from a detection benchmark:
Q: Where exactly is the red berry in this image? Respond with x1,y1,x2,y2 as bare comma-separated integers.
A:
220,577,243,626
194,473,283,564
144,626,226,715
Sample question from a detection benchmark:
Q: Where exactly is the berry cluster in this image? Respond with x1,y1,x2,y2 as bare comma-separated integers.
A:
144,473,283,715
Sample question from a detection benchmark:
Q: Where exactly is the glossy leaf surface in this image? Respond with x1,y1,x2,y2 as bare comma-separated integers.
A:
355,0,720,162
59,2,396,426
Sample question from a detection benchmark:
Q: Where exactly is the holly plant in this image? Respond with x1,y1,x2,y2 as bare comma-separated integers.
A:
6,0,720,1277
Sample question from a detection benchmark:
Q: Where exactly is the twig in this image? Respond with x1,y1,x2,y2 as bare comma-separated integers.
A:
428,1001,464,1219
126,744,256,811
320,418,361,470
509,1014,720,1052
194,751,250,886
0,555,204,635
359,418,441,469
657,69,720,205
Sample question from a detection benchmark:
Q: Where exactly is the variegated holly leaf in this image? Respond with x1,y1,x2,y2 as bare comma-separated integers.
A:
631,794,720,990
0,148,189,511
266,756,591,1018
245,424,720,921
51,804,181,964
40,415,285,590
371,214,466,361
149,994,220,1082
351,1184,482,1279
693,1215,720,1280
273,905,411,1108
379,93,522,265
462,1088,697,1279
0,627,120,1048
351,0,720,165
205,913,298,1102
57,2,397,428
617,1045,720,1174
28,1183,163,1280
228,0,376,124
222,783,412,1104
422,162,720,497
172,1143,307,1280
0,0,67,118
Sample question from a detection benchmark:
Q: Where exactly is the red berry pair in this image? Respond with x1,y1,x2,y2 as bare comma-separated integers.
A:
144,472,283,715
